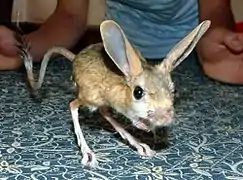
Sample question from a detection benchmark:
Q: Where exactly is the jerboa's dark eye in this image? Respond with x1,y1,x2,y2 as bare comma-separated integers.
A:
133,86,144,100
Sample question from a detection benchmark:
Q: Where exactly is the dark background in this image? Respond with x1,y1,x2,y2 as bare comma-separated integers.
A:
0,0,14,26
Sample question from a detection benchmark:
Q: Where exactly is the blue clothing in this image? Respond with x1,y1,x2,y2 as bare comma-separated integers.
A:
105,0,199,59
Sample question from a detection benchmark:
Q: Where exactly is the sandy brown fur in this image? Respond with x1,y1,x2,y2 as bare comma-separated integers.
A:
72,43,133,111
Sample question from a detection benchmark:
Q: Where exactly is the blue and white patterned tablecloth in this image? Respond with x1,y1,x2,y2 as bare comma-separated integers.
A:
0,54,243,180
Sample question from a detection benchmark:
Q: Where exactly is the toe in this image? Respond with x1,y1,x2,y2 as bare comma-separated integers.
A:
139,143,156,157
81,151,99,168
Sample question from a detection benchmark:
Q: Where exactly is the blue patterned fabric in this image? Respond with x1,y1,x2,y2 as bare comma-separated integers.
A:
105,0,199,59
0,54,243,179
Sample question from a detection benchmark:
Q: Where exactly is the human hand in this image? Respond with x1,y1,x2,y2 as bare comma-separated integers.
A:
0,26,20,56
197,27,243,84
0,26,22,70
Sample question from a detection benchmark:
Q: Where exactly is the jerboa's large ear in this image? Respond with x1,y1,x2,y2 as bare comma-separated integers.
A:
100,20,143,78
157,20,211,72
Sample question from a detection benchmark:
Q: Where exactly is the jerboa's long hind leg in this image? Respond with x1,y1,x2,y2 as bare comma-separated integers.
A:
19,39,75,91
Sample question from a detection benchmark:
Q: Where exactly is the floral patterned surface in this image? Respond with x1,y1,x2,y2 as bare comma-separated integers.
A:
0,54,243,180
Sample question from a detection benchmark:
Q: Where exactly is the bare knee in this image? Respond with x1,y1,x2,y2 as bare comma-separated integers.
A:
201,62,243,85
